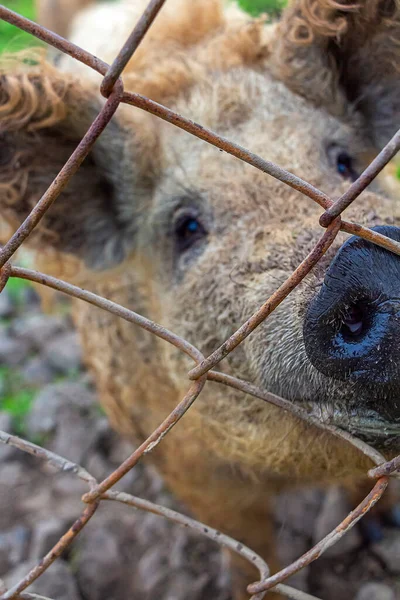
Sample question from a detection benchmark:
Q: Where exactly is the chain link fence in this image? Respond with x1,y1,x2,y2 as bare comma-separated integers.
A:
0,1,399,598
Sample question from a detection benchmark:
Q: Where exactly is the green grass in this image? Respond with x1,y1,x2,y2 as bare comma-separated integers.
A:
4,277,31,305
0,0,40,53
238,0,286,15
0,367,36,435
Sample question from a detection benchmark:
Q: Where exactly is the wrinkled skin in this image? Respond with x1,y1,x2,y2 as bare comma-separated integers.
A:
1,0,399,597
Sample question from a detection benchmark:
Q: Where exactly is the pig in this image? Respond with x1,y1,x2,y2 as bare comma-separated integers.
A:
0,0,399,597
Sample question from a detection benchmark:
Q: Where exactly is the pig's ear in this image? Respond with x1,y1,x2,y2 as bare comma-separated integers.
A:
270,0,400,149
0,56,159,270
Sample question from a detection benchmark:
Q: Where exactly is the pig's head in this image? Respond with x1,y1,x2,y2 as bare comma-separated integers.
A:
0,0,399,473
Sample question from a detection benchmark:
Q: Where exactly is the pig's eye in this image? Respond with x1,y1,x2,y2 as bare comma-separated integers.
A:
328,145,359,182
336,151,358,182
174,214,207,253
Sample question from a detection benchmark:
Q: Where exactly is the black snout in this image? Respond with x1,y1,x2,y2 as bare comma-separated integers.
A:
304,226,400,386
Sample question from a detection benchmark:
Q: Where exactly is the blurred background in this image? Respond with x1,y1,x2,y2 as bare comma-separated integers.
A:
0,0,286,53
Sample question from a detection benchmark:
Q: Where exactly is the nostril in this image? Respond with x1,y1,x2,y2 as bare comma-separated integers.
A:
340,303,366,339
304,225,400,386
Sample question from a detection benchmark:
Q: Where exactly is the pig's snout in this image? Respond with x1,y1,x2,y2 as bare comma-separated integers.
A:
304,226,400,390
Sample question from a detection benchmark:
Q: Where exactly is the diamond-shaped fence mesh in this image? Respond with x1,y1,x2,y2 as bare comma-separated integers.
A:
0,1,399,599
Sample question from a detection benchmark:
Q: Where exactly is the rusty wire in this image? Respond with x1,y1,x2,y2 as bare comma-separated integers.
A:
0,1,399,600
100,0,167,96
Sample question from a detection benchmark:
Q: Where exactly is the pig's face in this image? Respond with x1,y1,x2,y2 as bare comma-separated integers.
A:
140,68,399,451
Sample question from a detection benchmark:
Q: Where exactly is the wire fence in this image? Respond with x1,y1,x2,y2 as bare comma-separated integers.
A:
0,1,399,599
